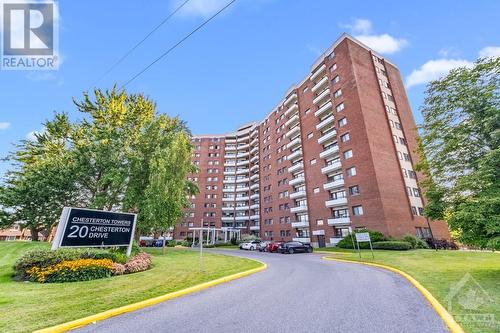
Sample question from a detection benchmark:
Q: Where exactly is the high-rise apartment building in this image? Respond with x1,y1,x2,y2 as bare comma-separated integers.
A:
173,33,449,247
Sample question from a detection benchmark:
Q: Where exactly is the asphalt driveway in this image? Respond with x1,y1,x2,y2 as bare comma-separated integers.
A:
76,249,449,333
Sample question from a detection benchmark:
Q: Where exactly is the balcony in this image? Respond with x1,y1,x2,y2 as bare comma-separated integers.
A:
319,145,339,159
250,155,259,163
291,221,309,228
250,129,258,138
237,160,249,166
325,197,348,207
284,92,297,107
250,183,259,190
323,178,345,191
236,168,250,175
250,146,258,154
312,88,330,105
225,138,236,144
223,170,236,175
235,186,250,192
235,196,250,201
293,237,311,243
235,216,250,221
284,104,299,117
285,125,300,138
222,197,234,202
223,179,235,184
250,193,259,200
317,130,337,145
237,151,249,158
289,176,305,186
327,217,351,226
250,225,260,231
286,137,301,149
222,187,235,193
235,205,250,211
310,63,326,81
237,144,250,150
285,114,299,128
250,214,260,220
224,145,236,151
288,162,304,173
250,164,259,172
316,114,335,130
311,75,328,93
250,203,260,210
235,177,250,183
221,216,234,222
314,100,333,118
224,162,236,167
250,174,259,181
289,190,307,199
321,161,342,174
224,154,236,159
222,206,234,211
287,149,302,162
290,205,308,213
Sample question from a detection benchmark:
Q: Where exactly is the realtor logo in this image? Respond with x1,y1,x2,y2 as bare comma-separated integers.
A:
1,0,58,70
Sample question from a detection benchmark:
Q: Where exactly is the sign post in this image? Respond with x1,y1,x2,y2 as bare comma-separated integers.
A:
51,207,137,256
355,232,374,259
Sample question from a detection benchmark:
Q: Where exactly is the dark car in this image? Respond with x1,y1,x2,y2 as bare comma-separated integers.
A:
278,241,313,254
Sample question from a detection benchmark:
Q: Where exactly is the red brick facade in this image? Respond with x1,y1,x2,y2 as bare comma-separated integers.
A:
172,33,449,246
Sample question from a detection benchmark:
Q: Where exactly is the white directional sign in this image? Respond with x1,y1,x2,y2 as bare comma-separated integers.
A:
355,232,371,242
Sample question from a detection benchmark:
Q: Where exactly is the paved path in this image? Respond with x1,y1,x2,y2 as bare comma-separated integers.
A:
77,250,448,333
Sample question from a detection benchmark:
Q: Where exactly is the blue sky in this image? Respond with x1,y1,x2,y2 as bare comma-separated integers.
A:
1,0,499,177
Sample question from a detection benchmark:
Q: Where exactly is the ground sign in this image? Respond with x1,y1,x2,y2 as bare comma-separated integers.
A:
51,207,137,255
354,232,374,258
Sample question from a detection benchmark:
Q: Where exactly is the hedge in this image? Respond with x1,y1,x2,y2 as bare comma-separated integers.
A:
336,230,386,249
372,241,412,250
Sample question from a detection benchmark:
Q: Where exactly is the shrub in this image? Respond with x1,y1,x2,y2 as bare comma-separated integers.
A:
112,262,126,275
402,235,429,249
124,253,152,274
427,239,459,250
26,258,113,283
167,240,177,247
372,241,412,250
336,230,386,249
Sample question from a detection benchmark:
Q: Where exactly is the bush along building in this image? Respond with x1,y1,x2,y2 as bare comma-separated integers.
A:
173,33,450,247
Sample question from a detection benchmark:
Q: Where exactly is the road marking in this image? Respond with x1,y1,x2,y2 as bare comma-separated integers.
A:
322,257,464,333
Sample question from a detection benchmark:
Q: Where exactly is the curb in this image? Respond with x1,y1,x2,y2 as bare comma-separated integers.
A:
34,261,267,333
322,257,464,333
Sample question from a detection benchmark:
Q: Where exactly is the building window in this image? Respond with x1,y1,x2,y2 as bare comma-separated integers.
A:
352,205,364,216
334,89,342,98
411,206,418,215
305,108,310,115
330,63,337,72
349,185,360,196
307,132,313,139
343,150,353,159
340,133,350,143
346,167,357,177
316,219,324,226
336,102,345,112
310,158,316,165
313,187,320,194
338,118,347,127
332,75,340,84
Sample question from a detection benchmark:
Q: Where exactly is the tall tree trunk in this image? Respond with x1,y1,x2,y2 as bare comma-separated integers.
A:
30,226,39,242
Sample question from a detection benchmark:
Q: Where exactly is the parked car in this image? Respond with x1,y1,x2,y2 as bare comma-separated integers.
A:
258,241,271,252
241,240,261,251
278,241,313,254
267,241,283,253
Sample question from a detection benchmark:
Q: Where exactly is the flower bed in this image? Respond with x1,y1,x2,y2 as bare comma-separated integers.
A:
15,249,152,283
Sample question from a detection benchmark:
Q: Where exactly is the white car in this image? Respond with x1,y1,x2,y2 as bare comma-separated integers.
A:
240,240,261,251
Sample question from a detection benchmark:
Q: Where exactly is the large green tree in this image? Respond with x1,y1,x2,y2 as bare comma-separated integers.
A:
417,57,500,249
0,88,197,240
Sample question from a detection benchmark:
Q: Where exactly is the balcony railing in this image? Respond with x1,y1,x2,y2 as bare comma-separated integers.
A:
316,114,335,130
310,63,326,81
323,178,344,191
289,190,307,199
284,104,299,117
287,149,302,162
317,130,337,145
314,100,333,117
291,221,309,228
327,217,350,226
325,197,348,207
289,176,305,186
321,161,342,174
311,75,328,94
319,145,339,159
312,88,330,105
290,205,308,213
288,162,304,173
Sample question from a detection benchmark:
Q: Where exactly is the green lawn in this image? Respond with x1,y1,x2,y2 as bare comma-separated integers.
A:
0,242,262,333
324,249,500,333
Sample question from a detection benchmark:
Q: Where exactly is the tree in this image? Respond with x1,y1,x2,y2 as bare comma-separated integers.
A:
0,114,79,240
0,88,198,242
417,57,500,249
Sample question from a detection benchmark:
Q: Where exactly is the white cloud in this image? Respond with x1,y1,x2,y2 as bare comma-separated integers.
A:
174,0,231,18
341,18,408,54
478,46,500,58
0,122,11,130
406,59,473,88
